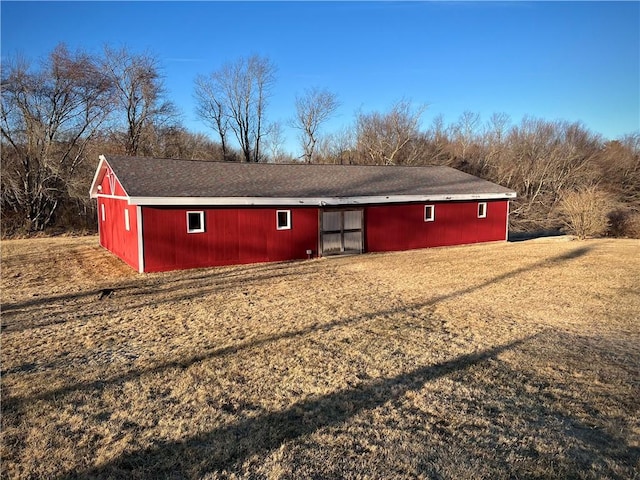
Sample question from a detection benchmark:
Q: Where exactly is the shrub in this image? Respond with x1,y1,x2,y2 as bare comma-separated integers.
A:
622,212,640,238
607,209,640,238
558,186,616,239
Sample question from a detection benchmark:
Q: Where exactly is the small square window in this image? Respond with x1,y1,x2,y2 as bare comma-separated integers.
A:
424,205,435,222
478,202,487,218
187,211,205,233
277,210,291,230
124,209,130,231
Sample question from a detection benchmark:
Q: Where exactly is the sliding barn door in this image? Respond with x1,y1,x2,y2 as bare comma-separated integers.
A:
320,209,364,256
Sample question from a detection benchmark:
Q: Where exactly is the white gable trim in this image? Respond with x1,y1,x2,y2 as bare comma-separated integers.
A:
89,155,130,199
127,192,516,207
89,156,108,198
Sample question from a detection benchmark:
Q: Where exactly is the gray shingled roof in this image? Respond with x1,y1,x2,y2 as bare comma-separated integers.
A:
95,155,516,205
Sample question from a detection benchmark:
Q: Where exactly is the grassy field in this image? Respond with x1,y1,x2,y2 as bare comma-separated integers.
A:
1,235,639,479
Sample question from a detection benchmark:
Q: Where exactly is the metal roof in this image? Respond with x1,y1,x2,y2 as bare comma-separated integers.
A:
91,155,516,206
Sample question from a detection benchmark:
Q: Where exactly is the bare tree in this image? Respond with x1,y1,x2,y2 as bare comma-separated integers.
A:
497,117,602,230
194,73,231,160
292,87,340,163
451,110,481,161
103,46,177,156
592,133,640,237
264,121,288,163
596,134,640,209
478,112,511,175
355,99,426,165
485,112,511,145
154,126,224,160
422,114,452,165
315,126,356,164
197,55,276,162
1,45,114,233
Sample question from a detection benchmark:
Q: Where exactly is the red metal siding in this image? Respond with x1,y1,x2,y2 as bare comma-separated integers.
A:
141,207,319,272
98,197,139,271
97,171,139,270
100,166,128,197
365,200,508,252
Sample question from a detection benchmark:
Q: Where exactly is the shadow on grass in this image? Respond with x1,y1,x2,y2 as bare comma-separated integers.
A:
1,241,593,336
452,346,640,477
0,260,323,333
1,258,315,312
7,244,623,477
2,245,593,411
1,307,390,408
65,336,533,479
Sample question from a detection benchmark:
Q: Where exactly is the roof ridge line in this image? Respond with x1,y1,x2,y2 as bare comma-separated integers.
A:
105,155,452,169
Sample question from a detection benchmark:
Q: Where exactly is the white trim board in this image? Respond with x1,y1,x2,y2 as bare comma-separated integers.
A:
505,201,511,242
128,192,516,207
96,194,130,201
137,205,144,273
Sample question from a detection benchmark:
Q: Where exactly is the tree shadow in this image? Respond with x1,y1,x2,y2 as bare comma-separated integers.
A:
3,243,609,477
2,258,315,313
445,337,640,477
2,245,594,412
1,306,391,410
64,336,533,479
1,259,323,333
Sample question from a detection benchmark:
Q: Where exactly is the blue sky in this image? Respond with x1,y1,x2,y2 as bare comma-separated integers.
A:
2,1,639,155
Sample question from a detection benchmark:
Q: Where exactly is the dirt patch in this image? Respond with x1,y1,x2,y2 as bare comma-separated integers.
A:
1,236,639,478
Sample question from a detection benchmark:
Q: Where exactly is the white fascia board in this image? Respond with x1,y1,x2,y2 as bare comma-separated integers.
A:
128,192,516,207
89,156,108,198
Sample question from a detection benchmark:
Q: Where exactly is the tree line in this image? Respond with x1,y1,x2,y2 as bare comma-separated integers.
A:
2,44,638,238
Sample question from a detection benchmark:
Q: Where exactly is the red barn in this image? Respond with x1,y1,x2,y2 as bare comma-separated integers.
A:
89,155,516,273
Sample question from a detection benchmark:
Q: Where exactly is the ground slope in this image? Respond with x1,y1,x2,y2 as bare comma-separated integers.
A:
1,236,639,479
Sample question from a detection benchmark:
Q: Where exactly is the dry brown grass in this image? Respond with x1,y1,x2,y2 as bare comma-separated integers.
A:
1,235,639,479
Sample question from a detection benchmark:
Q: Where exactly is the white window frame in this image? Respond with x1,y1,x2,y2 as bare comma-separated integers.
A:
187,211,205,233
424,205,435,222
276,210,291,230
478,202,487,219
101,204,106,222
124,208,130,231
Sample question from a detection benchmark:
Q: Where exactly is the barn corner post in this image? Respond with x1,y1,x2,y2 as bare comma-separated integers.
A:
136,205,145,273
506,200,511,242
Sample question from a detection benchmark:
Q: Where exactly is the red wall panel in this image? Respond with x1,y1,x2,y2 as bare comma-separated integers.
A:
98,198,139,270
365,200,508,253
97,172,139,270
100,166,128,197
141,207,319,272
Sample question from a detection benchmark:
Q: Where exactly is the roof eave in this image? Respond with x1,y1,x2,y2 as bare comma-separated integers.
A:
127,192,516,207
